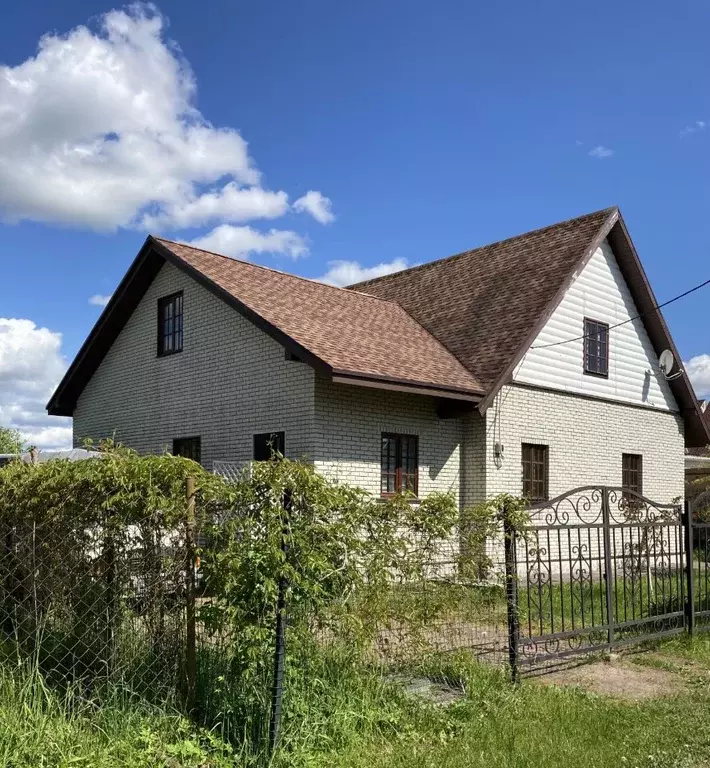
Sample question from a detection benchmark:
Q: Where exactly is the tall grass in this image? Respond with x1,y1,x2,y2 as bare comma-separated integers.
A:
0,660,234,768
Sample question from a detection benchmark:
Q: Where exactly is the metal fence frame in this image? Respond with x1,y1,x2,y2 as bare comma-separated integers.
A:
504,485,710,679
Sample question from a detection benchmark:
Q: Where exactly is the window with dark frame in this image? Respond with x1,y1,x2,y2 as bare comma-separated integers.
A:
173,436,201,465
622,453,643,501
521,443,549,501
583,318,609,377
253,431,285,461
380,433,418,496
158,292,184,356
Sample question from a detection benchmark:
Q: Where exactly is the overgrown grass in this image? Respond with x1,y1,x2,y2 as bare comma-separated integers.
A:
5,634,710,767
0,661,235,767
287,636,710,768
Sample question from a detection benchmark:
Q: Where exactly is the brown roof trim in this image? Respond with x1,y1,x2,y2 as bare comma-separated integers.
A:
149,238,332,376
47,236,334,417
477,207,620,414
476,209,710,448
607,216,710,447
331,372,482,401
48,239,163,416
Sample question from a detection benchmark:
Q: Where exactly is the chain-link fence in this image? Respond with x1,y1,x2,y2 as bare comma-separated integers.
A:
0,465,513,757
0,506,192,702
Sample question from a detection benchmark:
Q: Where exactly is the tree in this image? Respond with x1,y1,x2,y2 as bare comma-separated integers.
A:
0,427,24,454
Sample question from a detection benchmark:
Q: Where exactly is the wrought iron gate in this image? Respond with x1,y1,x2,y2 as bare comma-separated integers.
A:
505,486,688,676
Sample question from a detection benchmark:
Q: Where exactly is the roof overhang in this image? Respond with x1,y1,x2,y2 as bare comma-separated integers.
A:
48,237,482,417
331,373,481,402
477,209,710,448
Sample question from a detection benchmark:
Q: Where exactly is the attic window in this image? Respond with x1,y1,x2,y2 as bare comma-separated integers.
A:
583,318,609,378
158,292,183,356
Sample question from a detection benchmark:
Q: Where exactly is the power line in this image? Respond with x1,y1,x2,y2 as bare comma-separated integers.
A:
531,276,710,350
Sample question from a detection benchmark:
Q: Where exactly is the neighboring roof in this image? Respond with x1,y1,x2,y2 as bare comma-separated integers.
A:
351,207,710,447
688,401,710,455
47,237,483,416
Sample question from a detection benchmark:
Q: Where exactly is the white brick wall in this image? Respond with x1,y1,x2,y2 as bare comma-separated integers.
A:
313,376,463,505
73,262,316,468
484,384,685,505
72,262,686,514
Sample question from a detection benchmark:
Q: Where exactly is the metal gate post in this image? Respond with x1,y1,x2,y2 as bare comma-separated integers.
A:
684,499,696,636
503,504,520,683
601,487,615,650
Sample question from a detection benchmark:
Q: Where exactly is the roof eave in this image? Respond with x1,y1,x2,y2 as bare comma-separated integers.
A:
47,236,335,417
331,370,483,402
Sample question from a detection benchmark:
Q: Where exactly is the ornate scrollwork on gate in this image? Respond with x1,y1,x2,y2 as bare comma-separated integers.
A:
606,488,681,526
528,487,604,528
512,486,685,674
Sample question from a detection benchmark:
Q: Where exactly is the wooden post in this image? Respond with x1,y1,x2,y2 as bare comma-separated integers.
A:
185,476,197,712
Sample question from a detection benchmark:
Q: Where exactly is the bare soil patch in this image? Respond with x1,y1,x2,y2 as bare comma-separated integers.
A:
536,656,685,700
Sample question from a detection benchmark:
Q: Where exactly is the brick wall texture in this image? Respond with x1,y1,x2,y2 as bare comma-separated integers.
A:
74,262,686,511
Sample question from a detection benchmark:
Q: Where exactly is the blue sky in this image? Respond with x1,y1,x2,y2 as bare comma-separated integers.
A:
2,0,710,448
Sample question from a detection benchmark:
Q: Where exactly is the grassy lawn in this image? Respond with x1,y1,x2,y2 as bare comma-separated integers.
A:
279,635,710,768
4,636,710,767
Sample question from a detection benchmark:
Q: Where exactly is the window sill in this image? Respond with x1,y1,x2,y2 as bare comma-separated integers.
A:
379,495,421,505
157,349,183,358
583,370,609,379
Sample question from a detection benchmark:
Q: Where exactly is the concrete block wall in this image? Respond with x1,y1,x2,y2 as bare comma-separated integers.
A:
73,261,316,468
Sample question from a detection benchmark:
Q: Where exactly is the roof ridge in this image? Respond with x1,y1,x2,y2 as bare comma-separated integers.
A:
152,236,397,304
350,206,618,289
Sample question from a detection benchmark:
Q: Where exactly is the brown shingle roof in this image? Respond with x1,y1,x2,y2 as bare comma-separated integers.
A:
46,207,710,449
153,238,484,396
350,208,617,391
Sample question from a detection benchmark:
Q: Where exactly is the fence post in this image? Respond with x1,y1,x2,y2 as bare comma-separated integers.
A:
185,476,197,712
268,488,291,757
684,499,696,636
600,487,615,650
103,513,117,678
503,504,520,684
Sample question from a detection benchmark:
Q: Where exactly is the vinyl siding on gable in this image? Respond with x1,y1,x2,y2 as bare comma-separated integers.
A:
513,240,677,412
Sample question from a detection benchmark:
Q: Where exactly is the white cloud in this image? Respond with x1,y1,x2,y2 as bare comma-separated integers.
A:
0,6,331,237
588,145,614,159
0,319,71,450
680,120,707,138
294,191,335,225
89,294,112,307
319,258,409,287
191,225,308,260
141,183,289,230
686,354,710,398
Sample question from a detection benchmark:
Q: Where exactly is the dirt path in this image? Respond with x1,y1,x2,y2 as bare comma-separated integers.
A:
536,655,685,700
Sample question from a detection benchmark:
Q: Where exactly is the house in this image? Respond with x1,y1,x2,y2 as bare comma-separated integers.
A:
686,401,710,500
48,207,709,510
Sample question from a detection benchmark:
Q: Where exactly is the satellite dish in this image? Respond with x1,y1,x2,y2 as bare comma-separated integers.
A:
659,349,675,377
